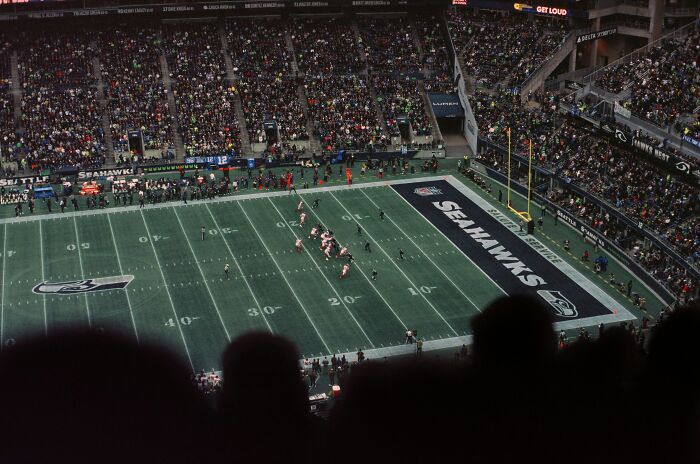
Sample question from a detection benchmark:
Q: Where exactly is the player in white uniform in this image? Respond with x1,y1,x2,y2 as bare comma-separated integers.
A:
338,246,348,258
309,226,318,239
339,263,350,279
299,212,306,227
324,245,332,261
295,238,302,252
295,200,304,213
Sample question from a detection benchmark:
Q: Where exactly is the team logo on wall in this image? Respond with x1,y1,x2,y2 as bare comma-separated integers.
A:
414,186,443,196
537,290,578,318
614,129,628,143
32,275,134,295
675,161,690,174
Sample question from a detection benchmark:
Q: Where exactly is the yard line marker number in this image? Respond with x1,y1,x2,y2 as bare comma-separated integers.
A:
236,200,332,354
139,209,194,372
205,203,273,333
172,208,231,342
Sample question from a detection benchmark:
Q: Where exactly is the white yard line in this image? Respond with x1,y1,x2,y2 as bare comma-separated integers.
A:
205,204,273,334
266,197,376,349
106,214,139,344
0,224,6,348
172,208,232,342
139,209,195,372
72,217,92,328
236,199,333,354
357,188,483,314
328,191,459,337
331,334,474,363
292,195,409,331
39,221,47,336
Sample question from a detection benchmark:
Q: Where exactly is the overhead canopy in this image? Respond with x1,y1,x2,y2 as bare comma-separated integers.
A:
427,93,464,118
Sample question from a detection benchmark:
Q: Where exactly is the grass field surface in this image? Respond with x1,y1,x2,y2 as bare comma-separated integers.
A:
0,164,662,371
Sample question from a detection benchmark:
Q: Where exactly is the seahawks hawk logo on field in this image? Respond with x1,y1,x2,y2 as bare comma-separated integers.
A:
414,186,443,196
537,290,578,318
32,275,134,295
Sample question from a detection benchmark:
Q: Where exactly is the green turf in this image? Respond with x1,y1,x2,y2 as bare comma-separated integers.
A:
0,162,665,369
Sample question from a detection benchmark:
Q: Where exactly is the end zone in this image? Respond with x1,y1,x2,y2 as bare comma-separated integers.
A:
392,176,635,330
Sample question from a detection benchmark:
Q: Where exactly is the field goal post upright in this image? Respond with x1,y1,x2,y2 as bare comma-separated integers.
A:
506,128,533,225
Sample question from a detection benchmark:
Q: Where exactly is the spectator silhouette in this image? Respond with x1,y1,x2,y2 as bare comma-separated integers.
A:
0,330,206,464
220,332,313,463
643,304,700,463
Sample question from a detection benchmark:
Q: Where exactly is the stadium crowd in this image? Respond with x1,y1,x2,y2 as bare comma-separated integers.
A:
0,36,18,168
164,23,241,157
1,296,699,463
18,30,106,171
416,15,454,93
291,17,364,74
226,19,309,144
447,10,568,88
98,26,174,156
305,74,385,151
373,75,433,137
595,26,700,131
359,16,421,74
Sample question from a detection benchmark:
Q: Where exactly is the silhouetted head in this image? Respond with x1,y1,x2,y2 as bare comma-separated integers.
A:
221,332,308,429
0,330,200,464
471,294,555,371
647,303,700,390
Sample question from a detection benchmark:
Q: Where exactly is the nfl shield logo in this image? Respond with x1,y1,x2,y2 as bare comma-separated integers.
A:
414,186,443,196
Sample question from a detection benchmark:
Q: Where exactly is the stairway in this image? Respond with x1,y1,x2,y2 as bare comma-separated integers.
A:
284,30,300,76
218,22,251,156
368,85,390,140
417,80,442,143
219,22,238,80
296,82,320,155
409,17,425,64
92,54,115,163
9,52,21,132
159,54,185,160
352,19,369,76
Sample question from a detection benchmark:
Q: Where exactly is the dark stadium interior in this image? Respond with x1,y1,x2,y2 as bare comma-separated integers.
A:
0,0,698,460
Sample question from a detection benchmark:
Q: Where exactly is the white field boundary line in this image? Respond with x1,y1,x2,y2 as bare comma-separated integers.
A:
388,180,510,298
0,176,449,225
356,187,483,315
235,199,333,355
106,214,140,344
205,203,274,334
139,209,195,372
72,216,92,328
171,208,232,343
328,191,460,337
445,176,636,330
470,165,671,309
291,195,409,332
265,197,375,349
0,224,5,348
39,221,47,336
330,334,474,363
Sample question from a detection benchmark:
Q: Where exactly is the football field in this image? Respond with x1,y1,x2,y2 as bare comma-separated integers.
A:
0,175,635,371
